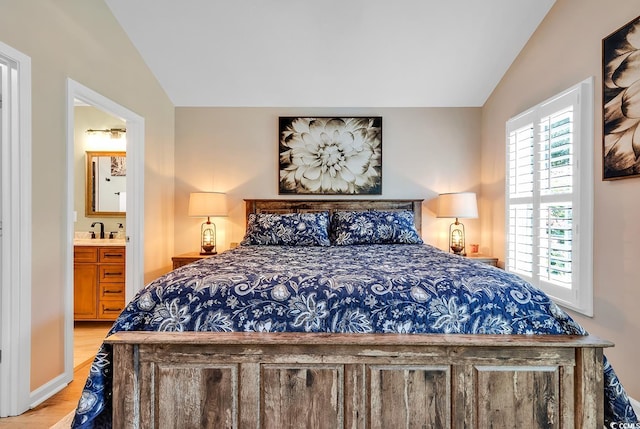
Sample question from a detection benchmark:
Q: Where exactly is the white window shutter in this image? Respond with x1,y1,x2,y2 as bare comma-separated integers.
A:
505,78,593,316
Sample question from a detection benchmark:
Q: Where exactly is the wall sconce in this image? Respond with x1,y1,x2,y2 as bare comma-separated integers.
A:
437,192,478,256
86,127,127,139
188,192,228,255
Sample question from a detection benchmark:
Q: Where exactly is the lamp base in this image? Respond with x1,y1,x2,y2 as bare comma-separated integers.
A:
451,245,465,256
449,219,466,257
200,220,217,257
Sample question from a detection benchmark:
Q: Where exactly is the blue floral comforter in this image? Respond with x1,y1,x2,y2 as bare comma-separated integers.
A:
72,244,638,427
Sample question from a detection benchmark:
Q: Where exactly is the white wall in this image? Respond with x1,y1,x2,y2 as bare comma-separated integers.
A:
174,107,483,254
481,0,640,398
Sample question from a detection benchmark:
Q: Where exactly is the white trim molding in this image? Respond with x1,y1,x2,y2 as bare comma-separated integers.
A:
0,40,32,417
64,79,145,395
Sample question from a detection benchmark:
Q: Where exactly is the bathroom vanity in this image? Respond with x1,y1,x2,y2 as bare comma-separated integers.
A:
74,241,126,321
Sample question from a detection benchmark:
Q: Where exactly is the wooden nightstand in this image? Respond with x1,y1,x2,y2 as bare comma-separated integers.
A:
171,252,214,269
465,254,499,267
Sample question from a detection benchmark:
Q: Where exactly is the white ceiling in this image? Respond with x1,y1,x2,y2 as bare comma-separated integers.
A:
105,0,555,107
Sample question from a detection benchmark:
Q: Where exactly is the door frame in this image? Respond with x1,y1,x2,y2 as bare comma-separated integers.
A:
0,41,32,417
64,79,144,384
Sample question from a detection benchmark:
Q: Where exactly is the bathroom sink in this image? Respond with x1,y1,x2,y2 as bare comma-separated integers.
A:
74,238,126,246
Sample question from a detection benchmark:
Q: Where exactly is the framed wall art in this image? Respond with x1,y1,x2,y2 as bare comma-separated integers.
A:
110,155,126,176
278,116,382,194
603,14,640,180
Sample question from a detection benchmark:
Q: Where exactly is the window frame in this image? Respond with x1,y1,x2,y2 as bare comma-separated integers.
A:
505,77,594,316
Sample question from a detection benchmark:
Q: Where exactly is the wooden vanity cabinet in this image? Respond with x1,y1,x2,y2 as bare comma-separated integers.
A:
74,246,126,321
73,247,98,319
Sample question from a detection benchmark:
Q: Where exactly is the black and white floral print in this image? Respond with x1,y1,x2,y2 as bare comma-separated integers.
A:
603,15,640,179
279,117,382,194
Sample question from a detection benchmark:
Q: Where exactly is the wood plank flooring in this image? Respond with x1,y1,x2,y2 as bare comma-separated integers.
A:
73,321,112,368
0,322,112,428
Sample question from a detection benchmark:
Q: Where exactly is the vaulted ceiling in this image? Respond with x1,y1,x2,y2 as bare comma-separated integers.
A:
105,0,555,107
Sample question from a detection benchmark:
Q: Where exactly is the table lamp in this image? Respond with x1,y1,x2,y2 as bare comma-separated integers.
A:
188,192,228,255
437,192,478,256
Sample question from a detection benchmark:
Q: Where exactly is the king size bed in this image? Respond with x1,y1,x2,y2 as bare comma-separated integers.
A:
72,199,638,428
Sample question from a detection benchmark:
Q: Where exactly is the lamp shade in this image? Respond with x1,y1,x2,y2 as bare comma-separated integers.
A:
188,192,228,217
437,192,478,219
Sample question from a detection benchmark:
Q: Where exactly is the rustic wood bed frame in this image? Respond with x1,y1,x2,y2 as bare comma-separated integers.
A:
106,199,612,428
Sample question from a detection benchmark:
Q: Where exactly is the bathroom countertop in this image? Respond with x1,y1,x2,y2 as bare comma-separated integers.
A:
74,238,126,246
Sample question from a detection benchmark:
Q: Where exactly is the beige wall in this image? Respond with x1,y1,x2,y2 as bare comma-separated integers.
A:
481,0,640,398
174,107,483,254
0,0,175,391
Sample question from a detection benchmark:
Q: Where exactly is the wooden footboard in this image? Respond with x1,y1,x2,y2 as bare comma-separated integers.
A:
106,332,612,429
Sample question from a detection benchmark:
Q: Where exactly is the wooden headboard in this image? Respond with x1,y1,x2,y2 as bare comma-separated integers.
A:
244,199,424,234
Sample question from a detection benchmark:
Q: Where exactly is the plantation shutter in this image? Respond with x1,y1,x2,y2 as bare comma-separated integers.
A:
505,78,593,316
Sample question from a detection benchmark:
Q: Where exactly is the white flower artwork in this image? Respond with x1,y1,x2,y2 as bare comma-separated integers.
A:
603,15,640,180
279,117,382,194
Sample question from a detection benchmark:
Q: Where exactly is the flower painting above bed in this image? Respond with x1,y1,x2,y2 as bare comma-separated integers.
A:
279,117,382,194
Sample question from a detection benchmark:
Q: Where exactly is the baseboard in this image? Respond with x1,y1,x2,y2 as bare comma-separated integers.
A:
28,371,72,409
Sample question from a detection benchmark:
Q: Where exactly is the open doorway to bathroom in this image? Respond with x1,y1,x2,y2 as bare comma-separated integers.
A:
72,103,126,367
65,79,144,387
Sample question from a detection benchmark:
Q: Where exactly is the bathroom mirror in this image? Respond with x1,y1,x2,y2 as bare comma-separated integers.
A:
86,151,126,217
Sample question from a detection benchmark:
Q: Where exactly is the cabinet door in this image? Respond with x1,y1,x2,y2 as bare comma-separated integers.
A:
74,246,98,263
74,264,97,319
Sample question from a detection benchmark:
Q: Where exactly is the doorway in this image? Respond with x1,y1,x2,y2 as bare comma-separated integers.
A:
65,79,144,386
72,104,126,367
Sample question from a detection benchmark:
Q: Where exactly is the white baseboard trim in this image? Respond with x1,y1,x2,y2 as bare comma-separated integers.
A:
29,372,71,409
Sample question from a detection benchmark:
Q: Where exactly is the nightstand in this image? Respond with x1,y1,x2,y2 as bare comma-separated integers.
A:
465,254,499,267
171,252,214,269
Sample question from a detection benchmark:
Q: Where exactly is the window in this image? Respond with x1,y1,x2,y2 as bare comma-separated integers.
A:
505,78,593,316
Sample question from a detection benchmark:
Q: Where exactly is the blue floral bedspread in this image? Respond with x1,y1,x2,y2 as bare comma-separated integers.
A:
72,244,638,427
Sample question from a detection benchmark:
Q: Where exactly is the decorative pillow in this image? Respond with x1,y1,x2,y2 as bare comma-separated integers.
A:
241,212,331,246
330,210,423,245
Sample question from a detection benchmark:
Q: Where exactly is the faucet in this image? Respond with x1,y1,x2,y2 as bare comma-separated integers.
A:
91,222,105,239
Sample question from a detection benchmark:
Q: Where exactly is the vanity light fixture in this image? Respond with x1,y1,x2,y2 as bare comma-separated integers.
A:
86,127,127,139
437,192,478,256
188,192,228,255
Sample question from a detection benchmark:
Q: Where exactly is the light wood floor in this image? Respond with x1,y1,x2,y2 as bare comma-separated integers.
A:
0,322,112,428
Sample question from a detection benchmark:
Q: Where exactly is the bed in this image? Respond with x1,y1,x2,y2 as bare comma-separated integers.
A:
72,199,638,428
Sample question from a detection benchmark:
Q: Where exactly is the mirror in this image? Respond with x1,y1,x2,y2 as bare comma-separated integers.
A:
86,151,126,217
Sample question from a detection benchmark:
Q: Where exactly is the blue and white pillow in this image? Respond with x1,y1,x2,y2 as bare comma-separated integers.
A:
241,212,331,246
330,210,423,245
